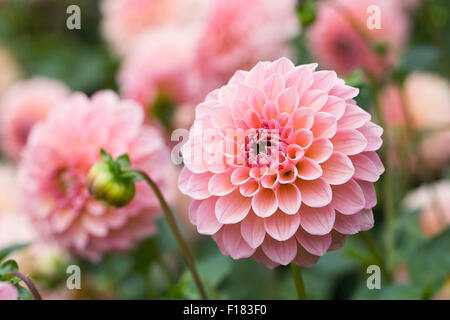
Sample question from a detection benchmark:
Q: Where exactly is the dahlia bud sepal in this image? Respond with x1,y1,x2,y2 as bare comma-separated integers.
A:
86,150,142,208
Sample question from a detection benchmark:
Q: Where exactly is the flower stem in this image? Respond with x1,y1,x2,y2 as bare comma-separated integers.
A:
290,264,307,300
7,271,42,300
359,231,392,283
131,169,208,300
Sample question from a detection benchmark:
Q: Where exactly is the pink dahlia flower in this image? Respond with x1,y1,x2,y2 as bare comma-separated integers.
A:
307,0,409,77
0,78,70,160
101,0,208,55
404,181,450,238
179,58,384,267
18,91,172,261
194,0,299,96
0,282,18,300
118,26,200,110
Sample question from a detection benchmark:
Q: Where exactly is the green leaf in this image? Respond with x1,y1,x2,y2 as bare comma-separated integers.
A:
0,260,19,277
100,149,113,162
0,243,29,262
16,285,32,300
116,154,131,169
408,228,450,293
121,170,144,182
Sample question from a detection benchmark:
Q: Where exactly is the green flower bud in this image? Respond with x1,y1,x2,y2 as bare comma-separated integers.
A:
86,161,135,208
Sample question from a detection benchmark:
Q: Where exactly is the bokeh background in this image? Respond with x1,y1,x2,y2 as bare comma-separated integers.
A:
0,0,449,300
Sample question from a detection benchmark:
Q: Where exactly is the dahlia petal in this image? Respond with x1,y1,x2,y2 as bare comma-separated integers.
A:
286,144,305,162
359,209,374,231
357,180,377,209
249,88,267,114
334,212,361,235
278,163,297,184
295,228,332,256
284,65,315,97
358,122,383,151
292,107,314,130
363,151,385,176
184,172,213,200
305,138,333,163
276,183,301,214
264,211,300,241
276,87,299,114
252,248,280,269
222,224,256,259
263,73,285,101
246,62,267,88
197,197,223,235
299,204,335,235
261,172,279,189
215,190,251,223
268,57,295,75
49,209,77,233
311,70,338,92
178,167,193,195
329,83,359,100
338,104,371,129
350,153,379,182
82,214,108,237
329,230,346,251
245,109,261,128
331,179,366,215
294,129,313,148
310,112,338,139
252,188,278,218
210,104,233,128
331,129,368,155
188,199,202,225
230,166,251,185
261,236,297,265
300,89,328,112
296,178,332,207
240,212,266,248
320,152,355,185
208,172,235,196
262,101,279,120
296,158,323,180
218,85,237,105
320,96,346,120
292,245,320,267
231,99,250,119
239,179,260,197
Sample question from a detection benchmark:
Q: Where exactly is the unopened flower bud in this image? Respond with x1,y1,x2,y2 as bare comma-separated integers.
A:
86,161,135,208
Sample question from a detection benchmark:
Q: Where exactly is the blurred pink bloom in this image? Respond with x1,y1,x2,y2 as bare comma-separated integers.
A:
179,58,384,267
118,0,299,113
194,0,299,96
118,26,200,111
0,78,70,160
403,72,450,130
379,84,407,127
0,282,18,300
18,91,173,261
101,0,208,55
404,181,450,238
307,0,409,77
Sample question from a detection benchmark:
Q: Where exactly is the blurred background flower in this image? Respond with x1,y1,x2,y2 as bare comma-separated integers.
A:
0,0,448,300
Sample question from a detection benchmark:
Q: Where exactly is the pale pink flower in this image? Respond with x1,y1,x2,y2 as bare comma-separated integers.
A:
194,0,299,97
0,282,18,300
179,58,384,267
18,91,173,261
307,0,409,77
403,72,450,131
118,26,200,110
0,78,70,160
404,181,450,238
101,0,208,55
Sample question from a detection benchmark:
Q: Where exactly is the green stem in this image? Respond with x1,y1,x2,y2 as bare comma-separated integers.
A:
132,170,208,300
359,232,392,283
369,78,396,274
290,264,307,300
7,271,42,300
